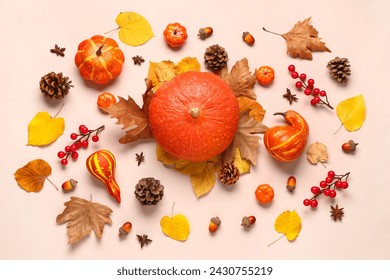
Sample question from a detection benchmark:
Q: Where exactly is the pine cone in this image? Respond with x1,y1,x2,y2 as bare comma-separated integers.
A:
326,57,351,84
218,163,240,185
204,44,228,71
39,72,73,99
134,177,164,206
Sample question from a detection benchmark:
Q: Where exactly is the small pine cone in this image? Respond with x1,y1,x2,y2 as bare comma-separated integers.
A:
39,72,73,99
326,57,351,84
218,163,240,185
134,177,164,206
204,44,228,71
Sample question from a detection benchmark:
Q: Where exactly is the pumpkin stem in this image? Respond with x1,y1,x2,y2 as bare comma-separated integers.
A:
96,45,104,56
273,112,286,118
189,108,200,118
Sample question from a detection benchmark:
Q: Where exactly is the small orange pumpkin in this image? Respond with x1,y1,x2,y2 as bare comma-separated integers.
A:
163,23,188,48
97,92,116,109
264,110,309,162
75,35,125,85
149,71,239,162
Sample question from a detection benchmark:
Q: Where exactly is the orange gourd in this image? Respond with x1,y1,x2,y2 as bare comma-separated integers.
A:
149,71,239,162
86,149,121,203
75,35,125,85
264,110,309,162
163,23,188,48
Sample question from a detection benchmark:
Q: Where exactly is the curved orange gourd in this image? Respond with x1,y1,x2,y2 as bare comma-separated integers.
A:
86,149,121,203
149,71,239,162
264,110,309,162
75,35,125,85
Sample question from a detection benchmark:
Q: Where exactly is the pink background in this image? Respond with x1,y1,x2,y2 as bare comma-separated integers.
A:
1,0,389,260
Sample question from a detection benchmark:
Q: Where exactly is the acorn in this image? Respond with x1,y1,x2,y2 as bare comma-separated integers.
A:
241,215,256,228
286,176,297,191
209,216,221,233
342,140,358,153
118,222,132,239
198,27,213,39
242,32,255,46
61,179,78,192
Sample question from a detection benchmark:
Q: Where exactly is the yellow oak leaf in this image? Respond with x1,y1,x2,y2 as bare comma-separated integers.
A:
160,213,190,241
155,61,177,83
115,12,154,46
270,210,301,246
27,111,64,146
237,96,266,122
336,94,366,132
156,145,218,198
14,159,54,192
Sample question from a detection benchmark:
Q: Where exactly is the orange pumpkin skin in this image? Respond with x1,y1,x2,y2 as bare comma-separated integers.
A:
149,71,239,162
75,35,125,85
263,110,309,162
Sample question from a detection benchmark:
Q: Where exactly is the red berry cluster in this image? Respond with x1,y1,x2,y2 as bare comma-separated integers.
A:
57,125,105,165
303,171,350,208
288,65,333,109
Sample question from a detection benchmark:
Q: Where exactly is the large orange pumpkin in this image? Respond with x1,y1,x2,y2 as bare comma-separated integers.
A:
75,35,125,85
149,71,239,162
263,110,309,162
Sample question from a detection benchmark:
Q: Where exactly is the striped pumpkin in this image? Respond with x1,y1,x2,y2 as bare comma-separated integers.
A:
264,110,309,162
75,35,125,85
86,149,121,203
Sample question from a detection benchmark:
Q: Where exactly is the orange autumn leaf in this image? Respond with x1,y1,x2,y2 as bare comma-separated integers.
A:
14,159,54,192
237,96,266,122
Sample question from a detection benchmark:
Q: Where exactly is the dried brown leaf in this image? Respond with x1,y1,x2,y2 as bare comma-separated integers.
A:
223,111,268,166
56,197,113,244
219,58,257,99
104,79,154,144
306,142,328,164
283,17,331,60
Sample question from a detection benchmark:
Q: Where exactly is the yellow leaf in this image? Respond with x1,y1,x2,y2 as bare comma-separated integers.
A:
237,96,266,122
155,61,177,83
233,148,251,175
336,94,366,132
27,111,65,146
160,214,190,241
14,159,52,192
116,12,154,46
156,145,218,197
274,210,302,241
176,57,201,74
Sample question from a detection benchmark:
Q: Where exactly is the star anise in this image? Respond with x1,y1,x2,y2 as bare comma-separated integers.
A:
135,152,145,166
136,234,152,248
50,44,66,57
283,88,298,105
132,55,145,65
330,204,344,222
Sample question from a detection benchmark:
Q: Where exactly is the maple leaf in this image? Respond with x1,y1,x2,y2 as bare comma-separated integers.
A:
56,197,113,244
263,17,331,60
104,79,154,144
14,159,58,192
223,111,268,166
219,58,257,99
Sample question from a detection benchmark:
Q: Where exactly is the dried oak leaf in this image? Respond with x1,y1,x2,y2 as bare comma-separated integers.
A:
56,196,113,244
264,17,331,60
219,58,257,100
104,79,154,144
306,142,328,165
223,111,268,166
14,159,52,192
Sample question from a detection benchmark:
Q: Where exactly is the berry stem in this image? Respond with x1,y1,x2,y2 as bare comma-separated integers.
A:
309,172,350,201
